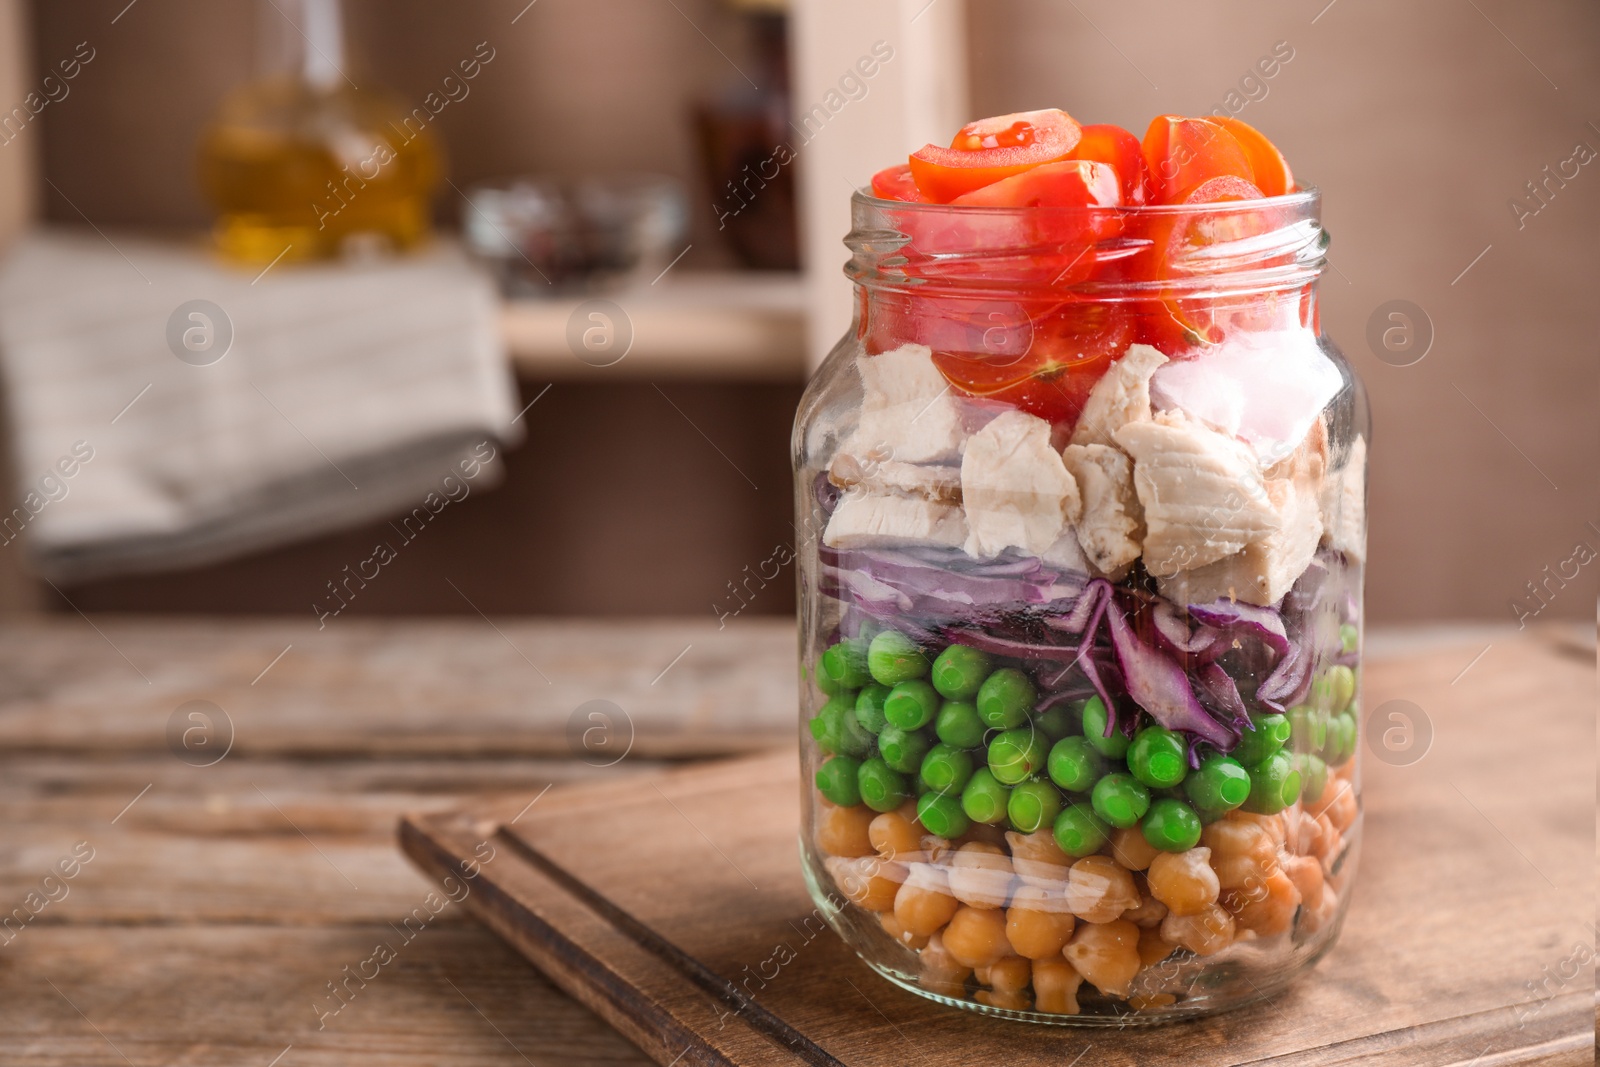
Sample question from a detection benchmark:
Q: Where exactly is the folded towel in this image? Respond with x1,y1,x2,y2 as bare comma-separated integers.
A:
0,230,521,582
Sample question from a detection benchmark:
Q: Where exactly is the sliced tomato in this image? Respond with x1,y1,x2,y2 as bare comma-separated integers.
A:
1135,174,1270,352
1212,117,1294,197
950,159,1121,210
870,163,923,202
909,108,1082,203
1141,115,1254,204
931,298,1134,426
1067,123,1150,205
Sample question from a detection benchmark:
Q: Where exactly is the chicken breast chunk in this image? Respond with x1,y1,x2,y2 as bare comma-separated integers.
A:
1070,344,1168,448
1062,443,1144,580
828,452,961,504
823,491,967,550
1113,409,1279,577
961,410,1081,559
847,343,966,464
1320,435,1367,563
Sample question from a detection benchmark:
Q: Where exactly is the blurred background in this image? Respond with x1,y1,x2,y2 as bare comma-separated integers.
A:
0,0,1592,626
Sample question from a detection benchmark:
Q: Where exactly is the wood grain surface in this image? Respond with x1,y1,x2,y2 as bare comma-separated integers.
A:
403,628,1597,1067
0,617,1589,1066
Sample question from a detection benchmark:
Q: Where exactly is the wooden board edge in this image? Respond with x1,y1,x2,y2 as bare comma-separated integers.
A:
398,808,830,1067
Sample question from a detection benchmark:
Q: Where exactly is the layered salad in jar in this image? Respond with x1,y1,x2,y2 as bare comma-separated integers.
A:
797,107,1367,1022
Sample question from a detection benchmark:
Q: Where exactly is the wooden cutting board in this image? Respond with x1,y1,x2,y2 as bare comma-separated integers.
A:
400,633,1595,1066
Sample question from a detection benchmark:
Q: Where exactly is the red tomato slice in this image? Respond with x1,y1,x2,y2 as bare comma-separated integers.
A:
909,108,1082,203
931,298,1134,426
1141,115,1254,204
1212,117,1294,197
950,159,1121,210
1067,123,1151,205
870,163,923,202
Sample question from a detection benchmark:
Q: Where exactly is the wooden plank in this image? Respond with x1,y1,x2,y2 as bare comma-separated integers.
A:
6,925,653,1067
402,632,1595,1066
0,616,798,756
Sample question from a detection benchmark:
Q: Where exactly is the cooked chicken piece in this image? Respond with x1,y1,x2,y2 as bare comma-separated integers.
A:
1042,528,1090,573
961,410,1081,560
828,452,961,504
1114,409,1279,578
823,491,967,550
1157,422,1329,606
1319,435,1367,563
847,343,966,464
1070,344,1168,448
1062,443,1145,580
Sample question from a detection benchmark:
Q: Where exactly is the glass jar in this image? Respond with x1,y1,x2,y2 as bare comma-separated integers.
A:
793,185,1367,1023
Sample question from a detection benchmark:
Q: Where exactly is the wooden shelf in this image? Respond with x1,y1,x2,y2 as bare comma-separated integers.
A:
501,271,809,382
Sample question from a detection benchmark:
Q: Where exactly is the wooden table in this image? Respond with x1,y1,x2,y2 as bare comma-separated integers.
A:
0,617,1590,1065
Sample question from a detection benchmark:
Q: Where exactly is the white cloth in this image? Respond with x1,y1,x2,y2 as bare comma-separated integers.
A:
0,230,521,581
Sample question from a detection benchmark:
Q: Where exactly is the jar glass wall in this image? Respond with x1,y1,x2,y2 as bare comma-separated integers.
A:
794,189,1367,1023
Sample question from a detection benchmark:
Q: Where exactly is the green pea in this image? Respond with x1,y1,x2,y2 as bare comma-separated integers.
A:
1310,665,1356,713
930,644,993,700
1141,798,1203,852
917,791,971,838
1035,703,1078,741
961,768,1011,825
808,694,872,758
1008,780,1063,834
1339,623,1359,656
920,743,974,795
878,725,932,774
884,680,940,731
987,727,1048,785
1047,736,1107,793
1295,753,1328,805
1080,696,1129,759
1243,751,1302,815
857,757,910,813
976,668,1036,729
1288,705,1328,752
1183,755,1252,814
1231,711,1290,766
1052,802,1110,858
818,639,871,694
867,631,928,686
815,756,862,807
1128,725,1188,789
1326,711,1357,767
934,701,986,750
1091,772,1151,829
854,684,892,735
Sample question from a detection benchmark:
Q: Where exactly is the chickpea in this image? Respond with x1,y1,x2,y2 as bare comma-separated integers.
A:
919,930,972,998
880,911,929,950
1290,806,1324,857
1032,958,1083,1015
1006,829,1073,887
1161,903,1235,956
1062,919,1141,997
894,871,960,938
976,955,1032,994
1121,887,1169,929
870,810,923,862
947,841,1015,910
1229,810,1287,849
1283,854,1324,904
1202,818,1278,890
1064,854,1140,924
921,833,955,866
1315,779,1358,833
816,803,875,858
1136,926,1175,966
1227,868,1300,937
1147,847,1221,917
974,987,1032,1011
942,905,1013,968
1109,826,1161,871
1300,883,1340,935
1005,884,1076,959
1308,812,1337,862
828,856,902,912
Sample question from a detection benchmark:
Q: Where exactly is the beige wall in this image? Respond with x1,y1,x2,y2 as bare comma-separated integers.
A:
970,0,1599,624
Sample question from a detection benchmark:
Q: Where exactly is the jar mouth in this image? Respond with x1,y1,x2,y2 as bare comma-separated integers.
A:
846,185,1327,300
